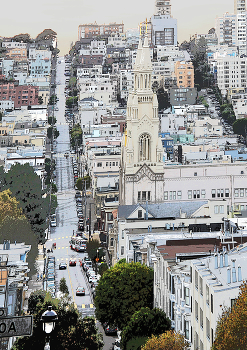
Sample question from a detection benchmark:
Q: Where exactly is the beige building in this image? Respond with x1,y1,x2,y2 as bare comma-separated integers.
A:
119,36,164,205
174,61,194,88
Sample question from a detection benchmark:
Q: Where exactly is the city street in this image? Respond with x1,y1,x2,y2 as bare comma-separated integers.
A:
44,57,117,349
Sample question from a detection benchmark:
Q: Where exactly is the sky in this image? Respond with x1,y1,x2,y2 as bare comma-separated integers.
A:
1,0,235,54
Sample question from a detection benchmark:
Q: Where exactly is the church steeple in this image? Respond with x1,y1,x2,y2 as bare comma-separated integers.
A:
120,32,164,205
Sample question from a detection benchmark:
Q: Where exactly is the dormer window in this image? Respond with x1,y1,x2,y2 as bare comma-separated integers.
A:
138,210,142,218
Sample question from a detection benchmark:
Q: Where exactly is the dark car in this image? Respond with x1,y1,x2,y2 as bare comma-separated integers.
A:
104,324,118,336
76,286,85,296
69,259,76,266
59,262,67,270
78,223,84,231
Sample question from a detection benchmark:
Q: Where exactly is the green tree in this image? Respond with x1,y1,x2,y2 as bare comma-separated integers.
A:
70,123,82,149
3,163,49,242
48,116,57,125
86,240,105,263
75,175,90,191
141,331,190,350
59,277,69,295
28,290,46,314
13,293,103,350
98,262,108,276
0,189,24,223
47,126,60,139
121,307,171,350
156,87,170,111
0,215,39,277
94,261,153,330
212,281,247,350
66,96,78,109
233,118,247,137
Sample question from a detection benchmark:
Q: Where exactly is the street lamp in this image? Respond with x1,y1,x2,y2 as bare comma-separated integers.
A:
41,306,58,350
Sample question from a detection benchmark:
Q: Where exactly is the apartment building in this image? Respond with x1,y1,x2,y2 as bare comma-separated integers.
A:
216,56,247,96
0,83,38,108
174,61,194,88
78,22,124,40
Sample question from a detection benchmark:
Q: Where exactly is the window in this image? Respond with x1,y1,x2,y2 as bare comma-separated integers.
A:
197,190,200,198
200,308,203,329
200,340,204,350
225,188,229,197
193,190,197,199
184,320,189,340
234,188,239,197
217,189,221,198
195,300,198,321
169,191,173,200
106,162,108,166
138,191,141,201
121,246,124,255
97,162,102,167
188,190,192,199
184,287,190,305
206,285,209,305
200,277,203,296
195,270,198,289
173,191,176,200
138,210,142,218
206,318,210,340
240,188,244,197
121,230,124,239
148,191,151,201
220,205,224,214
110,238,114,247
201,189,206,198
177,191,182,200
212,189,216,198
211,294,213,313
164,191,168,200
214,205,219,214
142,191,146,201
139,133,151,161
194,172,197,176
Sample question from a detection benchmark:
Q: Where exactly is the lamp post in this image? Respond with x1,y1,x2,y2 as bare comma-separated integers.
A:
41,306,58,350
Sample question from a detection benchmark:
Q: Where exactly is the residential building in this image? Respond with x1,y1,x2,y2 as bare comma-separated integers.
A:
0,83,39,108
78,22,124,40
174,61,194,88
151,0,177,46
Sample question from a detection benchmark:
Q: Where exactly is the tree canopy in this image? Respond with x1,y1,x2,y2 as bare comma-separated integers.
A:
212,281,247,350
121,307,171,350
141,331,190,350
94,261,153,330
13,292,103,350
0,189,24,223
233,118,247,137
0,164,50,242
70,123,82,149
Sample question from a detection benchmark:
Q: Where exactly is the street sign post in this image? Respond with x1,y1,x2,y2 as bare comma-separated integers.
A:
0,315,33,338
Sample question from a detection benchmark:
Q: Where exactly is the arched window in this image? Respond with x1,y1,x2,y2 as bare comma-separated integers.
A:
139,133,151,161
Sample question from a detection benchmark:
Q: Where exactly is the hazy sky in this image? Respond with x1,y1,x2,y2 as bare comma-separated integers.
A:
1,0,235,54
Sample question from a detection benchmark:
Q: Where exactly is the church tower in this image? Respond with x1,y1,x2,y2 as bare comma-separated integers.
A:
119,35,164,205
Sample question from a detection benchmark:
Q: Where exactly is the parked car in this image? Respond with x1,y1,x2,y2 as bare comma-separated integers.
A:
104,324,118,336
75,191,81,198
76,286,85,296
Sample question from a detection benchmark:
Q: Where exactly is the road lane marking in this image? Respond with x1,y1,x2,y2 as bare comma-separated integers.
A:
67,253,75,303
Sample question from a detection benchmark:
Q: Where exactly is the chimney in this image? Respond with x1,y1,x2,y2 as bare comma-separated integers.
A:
232,259,237,283
215,254,218,269
227,267,231,284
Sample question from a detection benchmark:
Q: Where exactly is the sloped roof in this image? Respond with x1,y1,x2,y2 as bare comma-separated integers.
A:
118,201,207,219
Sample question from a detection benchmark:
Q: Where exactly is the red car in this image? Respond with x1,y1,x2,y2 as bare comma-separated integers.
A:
69,259,76,266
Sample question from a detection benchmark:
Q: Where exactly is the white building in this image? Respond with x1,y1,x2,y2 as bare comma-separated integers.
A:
215,56,247,96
